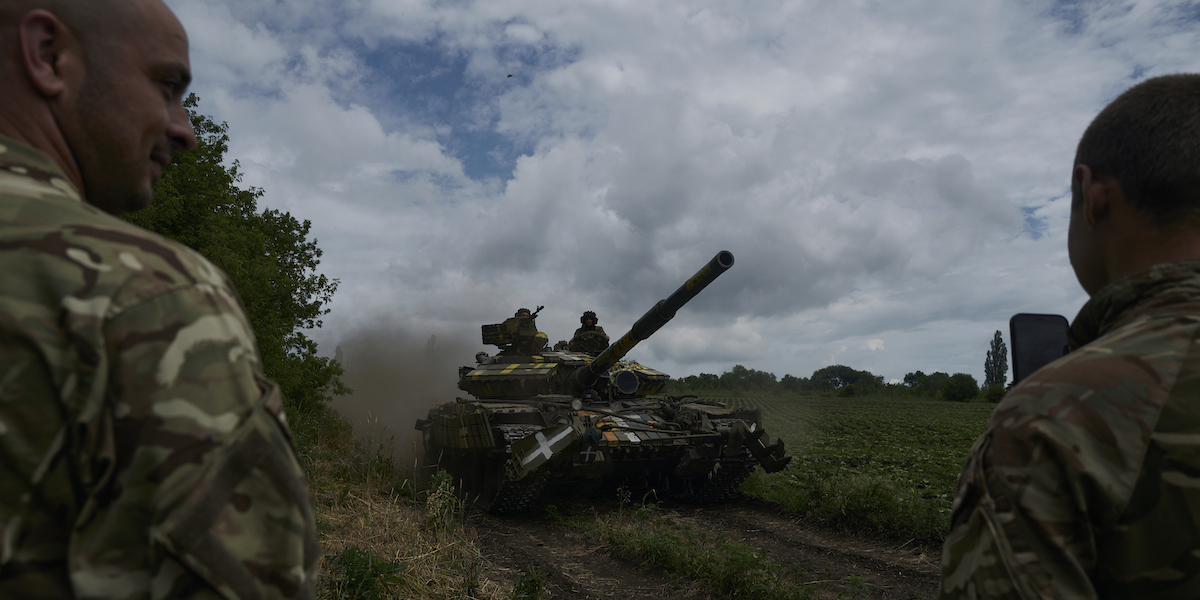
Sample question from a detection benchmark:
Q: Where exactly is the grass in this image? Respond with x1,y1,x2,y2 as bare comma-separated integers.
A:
282,391,992,597
727,393,995,543
325,546,407,599
552,502,816,600
509,566,547,600
289,406,512,600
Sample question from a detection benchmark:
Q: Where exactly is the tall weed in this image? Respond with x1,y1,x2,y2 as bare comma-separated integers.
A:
509,566,546,600
302,408,508,599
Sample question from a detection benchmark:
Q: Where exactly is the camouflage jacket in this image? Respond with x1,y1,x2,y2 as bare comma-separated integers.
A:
0,137,318,599
940,260,1200,599
568,325,608,354
571,325,607,338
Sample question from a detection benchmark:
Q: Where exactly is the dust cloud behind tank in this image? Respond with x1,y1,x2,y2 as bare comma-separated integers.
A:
415,251,792,513
333,325,477,471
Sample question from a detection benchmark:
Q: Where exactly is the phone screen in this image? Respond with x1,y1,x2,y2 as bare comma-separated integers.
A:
1009,313,1070,384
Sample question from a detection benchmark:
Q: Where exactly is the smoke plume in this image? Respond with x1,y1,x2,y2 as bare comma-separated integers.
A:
331,323,479,474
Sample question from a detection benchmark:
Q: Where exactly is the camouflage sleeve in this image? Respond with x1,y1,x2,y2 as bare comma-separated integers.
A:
939,355,1163,599
938,426,1097,599
69,283,319,599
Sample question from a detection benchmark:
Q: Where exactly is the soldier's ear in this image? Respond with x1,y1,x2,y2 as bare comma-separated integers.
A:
1073,164,1113,228
17,9,82,98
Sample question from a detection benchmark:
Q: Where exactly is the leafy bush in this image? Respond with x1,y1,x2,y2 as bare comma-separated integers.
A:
941,373,979,402
982,384,1007,403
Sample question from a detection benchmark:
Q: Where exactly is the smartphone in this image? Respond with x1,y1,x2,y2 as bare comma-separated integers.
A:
1009,313,1070,384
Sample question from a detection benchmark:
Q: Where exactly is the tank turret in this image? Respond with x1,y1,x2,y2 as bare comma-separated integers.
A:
417,251,791,513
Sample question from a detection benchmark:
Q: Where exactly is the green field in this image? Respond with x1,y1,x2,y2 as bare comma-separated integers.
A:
726,394,996,543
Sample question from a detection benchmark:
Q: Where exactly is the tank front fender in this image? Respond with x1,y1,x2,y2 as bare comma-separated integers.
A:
724,421,792,474
505,424,578,481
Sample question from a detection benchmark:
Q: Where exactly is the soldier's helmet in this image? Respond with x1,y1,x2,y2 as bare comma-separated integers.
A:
581,310,598,325
516,308,532,318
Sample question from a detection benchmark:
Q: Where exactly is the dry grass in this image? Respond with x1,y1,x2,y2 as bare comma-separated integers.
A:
294,407,513,600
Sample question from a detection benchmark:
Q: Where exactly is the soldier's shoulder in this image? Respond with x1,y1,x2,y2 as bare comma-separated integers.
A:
2,189,232,309
0,138,84,205
987,321,1177,472
1009,309,1192,400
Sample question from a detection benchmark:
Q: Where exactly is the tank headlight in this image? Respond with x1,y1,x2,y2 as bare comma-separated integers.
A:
613,370,640,395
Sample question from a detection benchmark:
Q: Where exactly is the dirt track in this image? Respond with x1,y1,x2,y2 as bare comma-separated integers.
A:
470,497,941,600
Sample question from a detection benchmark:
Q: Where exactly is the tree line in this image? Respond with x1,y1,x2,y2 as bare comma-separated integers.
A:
670,329,1014,403
125,95,347,415
668,364,983,402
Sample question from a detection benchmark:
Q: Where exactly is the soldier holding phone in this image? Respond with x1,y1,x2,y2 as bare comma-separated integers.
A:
941,74,1200,599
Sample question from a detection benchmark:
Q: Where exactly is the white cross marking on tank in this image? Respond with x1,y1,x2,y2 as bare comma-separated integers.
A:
580,446,599,461
522,428,572,466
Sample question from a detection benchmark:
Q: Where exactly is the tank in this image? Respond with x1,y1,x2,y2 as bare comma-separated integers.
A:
415,251,791,513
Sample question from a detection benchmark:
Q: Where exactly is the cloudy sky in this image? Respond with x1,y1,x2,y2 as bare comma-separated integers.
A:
165,0,1200,385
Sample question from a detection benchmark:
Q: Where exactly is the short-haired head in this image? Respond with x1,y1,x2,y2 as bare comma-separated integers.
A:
0,0,145,63
0,0,194,214
1073,74,1200,227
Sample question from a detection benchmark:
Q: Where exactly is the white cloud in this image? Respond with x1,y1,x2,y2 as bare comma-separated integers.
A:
165,0,1200,385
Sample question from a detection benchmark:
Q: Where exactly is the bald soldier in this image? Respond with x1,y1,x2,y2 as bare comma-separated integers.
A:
941,74,1200,598
0,1,318,598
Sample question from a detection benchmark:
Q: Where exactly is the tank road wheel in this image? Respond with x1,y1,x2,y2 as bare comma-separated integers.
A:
432,450,546,514
678,449,758,504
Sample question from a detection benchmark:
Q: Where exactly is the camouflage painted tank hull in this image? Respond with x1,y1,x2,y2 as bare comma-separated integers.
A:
414,252,791,513
418,389,786,512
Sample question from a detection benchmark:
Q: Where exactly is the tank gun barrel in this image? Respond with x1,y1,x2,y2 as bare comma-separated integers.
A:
571,250,734,391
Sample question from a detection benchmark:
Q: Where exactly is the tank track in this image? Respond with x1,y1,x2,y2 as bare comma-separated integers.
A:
481,475,547,514
434,444,548,514
679,450,757,504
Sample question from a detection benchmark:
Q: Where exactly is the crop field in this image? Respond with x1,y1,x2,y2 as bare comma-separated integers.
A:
724,394,996,542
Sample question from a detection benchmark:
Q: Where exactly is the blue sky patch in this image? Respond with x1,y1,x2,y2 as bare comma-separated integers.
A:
347,39,529,181
1021,206,1048,240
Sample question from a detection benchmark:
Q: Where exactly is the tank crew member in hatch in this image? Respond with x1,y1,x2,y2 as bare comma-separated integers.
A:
569,310,610,355
502,306,548,354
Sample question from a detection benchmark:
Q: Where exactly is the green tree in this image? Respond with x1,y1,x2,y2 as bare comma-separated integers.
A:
810,365,859,389
719,364,777,391
779,374,806,393
982,384,1007,403
984,330,1008,388
124,94,348,413
810,365,884,395
942,373,979,402
903,370,951,396
902,370,926,388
